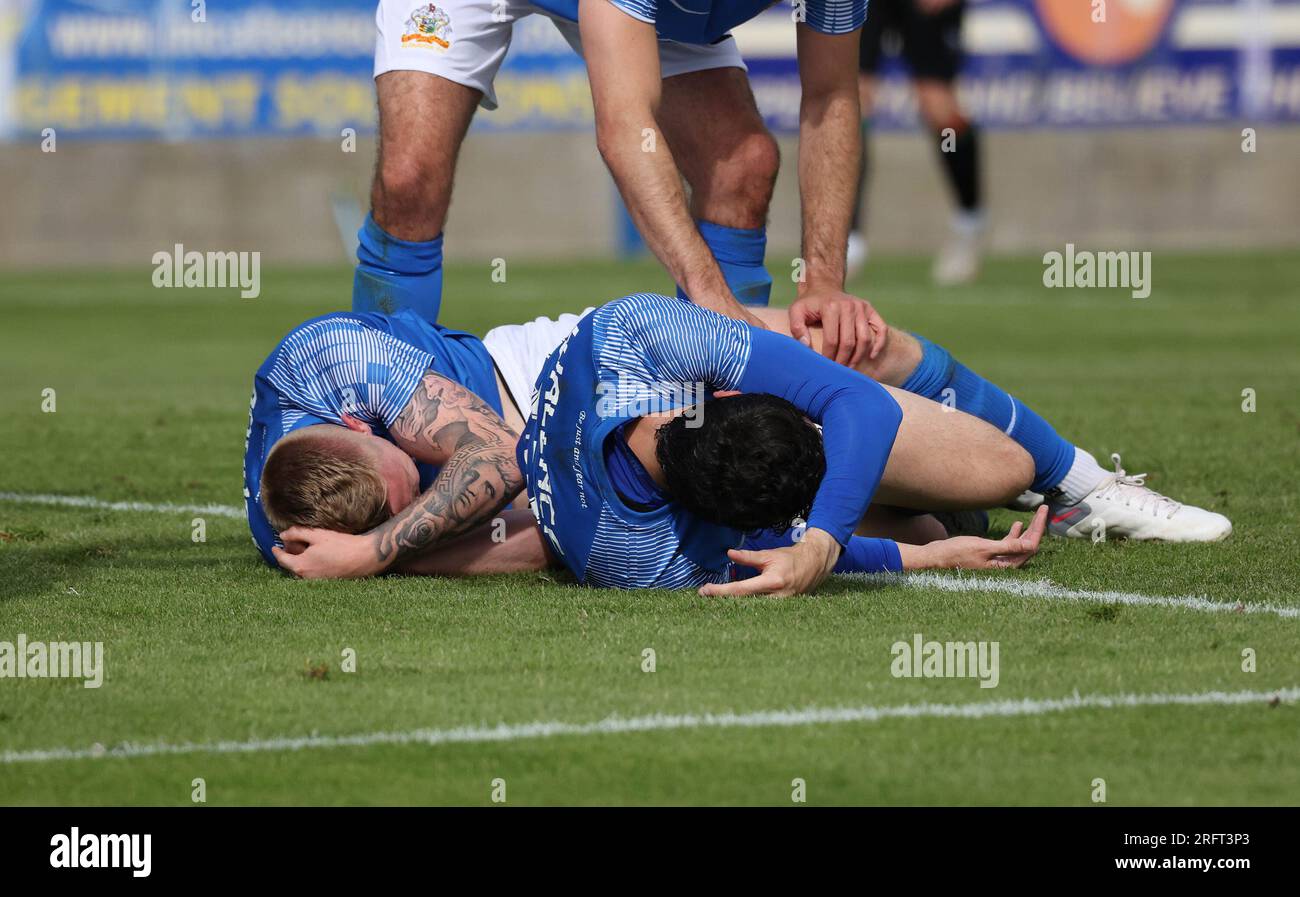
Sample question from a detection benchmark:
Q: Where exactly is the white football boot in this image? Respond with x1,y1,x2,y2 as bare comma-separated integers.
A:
1010,490,1045,512
1046,453,1232,542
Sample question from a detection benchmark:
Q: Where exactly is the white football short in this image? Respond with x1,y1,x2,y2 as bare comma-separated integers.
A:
374,0,747,110
482,308,595,418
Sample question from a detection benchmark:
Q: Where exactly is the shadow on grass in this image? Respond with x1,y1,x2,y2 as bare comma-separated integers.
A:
0,533,267,604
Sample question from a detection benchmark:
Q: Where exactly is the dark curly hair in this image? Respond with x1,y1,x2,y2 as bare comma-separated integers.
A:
655,393,826,533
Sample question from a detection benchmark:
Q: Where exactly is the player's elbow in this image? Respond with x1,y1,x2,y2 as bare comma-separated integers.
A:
593,114,632,164
593,101,658,163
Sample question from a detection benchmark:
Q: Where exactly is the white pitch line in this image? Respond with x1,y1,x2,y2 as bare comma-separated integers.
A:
2,492,1294,619
0,492,243,520
857,571,1300,620
1,686,1294,765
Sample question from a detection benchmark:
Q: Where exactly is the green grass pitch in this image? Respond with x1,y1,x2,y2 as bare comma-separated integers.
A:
0,252,1297,805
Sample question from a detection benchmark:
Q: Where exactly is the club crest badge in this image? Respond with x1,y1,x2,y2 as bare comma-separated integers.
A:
401,3,453,51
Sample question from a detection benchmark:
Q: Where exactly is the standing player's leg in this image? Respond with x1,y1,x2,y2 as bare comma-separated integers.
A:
356,0,521,321
544,19,775,305
750,306,1232,540
901,0,985,285
354,72,477,320
657,57,780,306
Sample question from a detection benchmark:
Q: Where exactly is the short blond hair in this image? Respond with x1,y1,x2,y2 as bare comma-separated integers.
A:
260,429,390,535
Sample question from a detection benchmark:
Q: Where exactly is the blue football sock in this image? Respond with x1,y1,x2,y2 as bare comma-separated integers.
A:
901,335,1076,494
352,213,444,322
677,220,771,307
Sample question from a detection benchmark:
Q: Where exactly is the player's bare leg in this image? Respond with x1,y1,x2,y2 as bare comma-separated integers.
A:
874,385,1033,511
370,71,479,240
751,307,1231,540
353,72,480,318
659,67,779,230
658,66,780,304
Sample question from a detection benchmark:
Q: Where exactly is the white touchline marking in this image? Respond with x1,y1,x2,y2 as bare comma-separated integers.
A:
1,686,1294,765
0,492,243,519
854,572,1300,620
1,494,1293,618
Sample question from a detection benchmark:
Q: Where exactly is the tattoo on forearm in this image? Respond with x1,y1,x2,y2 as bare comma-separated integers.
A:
375,371,524,566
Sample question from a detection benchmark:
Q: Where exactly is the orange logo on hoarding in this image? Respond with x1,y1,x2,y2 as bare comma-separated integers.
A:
1034,0,1175,66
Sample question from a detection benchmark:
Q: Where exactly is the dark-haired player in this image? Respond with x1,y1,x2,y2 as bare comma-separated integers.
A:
517,292,1229,596
519,293,1048,594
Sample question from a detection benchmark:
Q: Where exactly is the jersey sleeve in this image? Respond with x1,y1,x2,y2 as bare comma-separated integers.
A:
804,0,867,35
737,326,902,547
264,316,435,430
598,293,752,393
742,528,902,575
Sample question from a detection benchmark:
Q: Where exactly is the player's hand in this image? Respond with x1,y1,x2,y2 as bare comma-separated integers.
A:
272,527,382,580
699,527,841,598
787,289,886,367
904,506,1048,571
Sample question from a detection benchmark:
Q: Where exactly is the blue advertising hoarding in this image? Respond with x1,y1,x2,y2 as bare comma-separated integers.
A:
1,0,1297,138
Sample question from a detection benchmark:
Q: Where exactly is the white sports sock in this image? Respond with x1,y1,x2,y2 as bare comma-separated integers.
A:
1054,448,1108,505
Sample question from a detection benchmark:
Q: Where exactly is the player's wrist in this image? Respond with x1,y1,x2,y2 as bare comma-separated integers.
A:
897,542,936,571
680,268,738,315
800,526,842,574
795,272,846,299
362,531,398,576
899,539,963,571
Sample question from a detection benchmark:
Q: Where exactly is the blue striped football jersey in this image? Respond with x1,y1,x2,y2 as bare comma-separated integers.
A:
519,293,753,589
243,310,501,567
530,0,867,44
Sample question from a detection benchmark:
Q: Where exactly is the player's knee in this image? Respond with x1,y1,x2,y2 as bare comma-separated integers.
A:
374,154,445,231
703,130,780,218
996,441,1035,504
736,130,780,198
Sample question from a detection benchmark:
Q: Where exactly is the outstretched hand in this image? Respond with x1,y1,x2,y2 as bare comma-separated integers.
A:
907,506,1049,571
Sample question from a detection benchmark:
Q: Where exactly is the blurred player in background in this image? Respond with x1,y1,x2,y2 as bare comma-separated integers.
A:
848,0,985,284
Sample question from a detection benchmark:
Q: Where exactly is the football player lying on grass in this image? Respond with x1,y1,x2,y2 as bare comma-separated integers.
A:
248,292,1226,594
245,299,1041,586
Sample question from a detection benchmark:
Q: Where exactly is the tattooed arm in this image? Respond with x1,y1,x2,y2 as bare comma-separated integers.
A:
394,509,557,577
376,370,524,566
272,370,524,579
